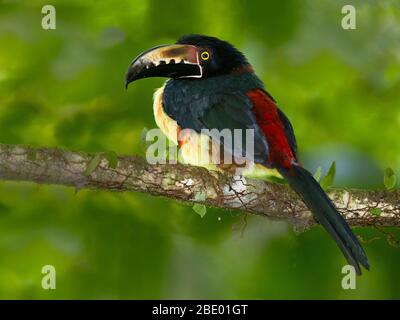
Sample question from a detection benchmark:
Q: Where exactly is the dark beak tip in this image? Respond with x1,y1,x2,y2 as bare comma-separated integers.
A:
125,67,135,89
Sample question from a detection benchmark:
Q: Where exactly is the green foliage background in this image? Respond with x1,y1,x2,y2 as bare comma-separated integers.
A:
0,0,399,299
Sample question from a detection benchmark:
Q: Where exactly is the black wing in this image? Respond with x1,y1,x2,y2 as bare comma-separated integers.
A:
172,91,269,164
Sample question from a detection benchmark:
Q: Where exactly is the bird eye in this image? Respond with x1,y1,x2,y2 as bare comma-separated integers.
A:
200,51,210,61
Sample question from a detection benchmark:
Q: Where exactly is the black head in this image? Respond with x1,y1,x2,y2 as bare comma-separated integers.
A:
176,34,248,77
125,34,250,87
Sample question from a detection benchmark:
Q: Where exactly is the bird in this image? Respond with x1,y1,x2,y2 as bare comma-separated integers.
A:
125,34,369,274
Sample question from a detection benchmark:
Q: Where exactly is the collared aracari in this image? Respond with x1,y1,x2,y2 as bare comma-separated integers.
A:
125,34,369,274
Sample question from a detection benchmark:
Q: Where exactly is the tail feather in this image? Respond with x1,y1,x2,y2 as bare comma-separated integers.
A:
279,163,369,274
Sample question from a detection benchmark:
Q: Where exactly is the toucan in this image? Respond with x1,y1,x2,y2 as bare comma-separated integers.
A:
125,34,369,274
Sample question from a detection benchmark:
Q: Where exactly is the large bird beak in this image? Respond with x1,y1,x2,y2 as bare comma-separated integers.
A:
125,44,202,88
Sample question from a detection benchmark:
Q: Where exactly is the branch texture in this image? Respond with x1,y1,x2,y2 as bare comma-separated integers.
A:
0,144,399,231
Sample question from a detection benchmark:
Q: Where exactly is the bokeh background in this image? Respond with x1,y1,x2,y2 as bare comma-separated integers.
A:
0,0,399,299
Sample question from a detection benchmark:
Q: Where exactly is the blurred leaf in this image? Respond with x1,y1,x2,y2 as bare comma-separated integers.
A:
320,161,336,190
384,168,396,190
370,208,382,216
192,204,207,218
84,153,102,176
313,166,322,182
105,151,118,169
192,191,207,217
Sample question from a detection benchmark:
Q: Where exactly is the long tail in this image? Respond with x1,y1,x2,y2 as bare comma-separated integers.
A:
278,163,370,275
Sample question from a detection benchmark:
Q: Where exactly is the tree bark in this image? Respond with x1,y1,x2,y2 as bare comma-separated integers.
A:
0,143,398,231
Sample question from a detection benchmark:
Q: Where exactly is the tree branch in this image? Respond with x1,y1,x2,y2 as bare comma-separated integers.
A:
0,143,399,231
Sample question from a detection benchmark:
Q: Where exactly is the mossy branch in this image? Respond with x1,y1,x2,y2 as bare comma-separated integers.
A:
0,144,399,231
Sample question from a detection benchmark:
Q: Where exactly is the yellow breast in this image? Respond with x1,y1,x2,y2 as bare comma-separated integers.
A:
153,85,217,169
153,85,179,145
